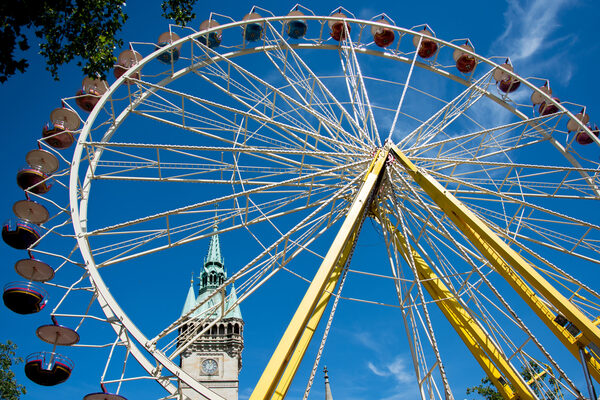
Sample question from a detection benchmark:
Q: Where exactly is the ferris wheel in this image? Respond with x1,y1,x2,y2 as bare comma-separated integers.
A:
4,4,600,400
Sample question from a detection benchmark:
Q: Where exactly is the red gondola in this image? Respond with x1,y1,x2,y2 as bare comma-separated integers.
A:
25,149,59,175
15,258,55,282
84,392,128,400
576,125,599,145
16,167,51,194
413,27,438,59
372,18,394,48
493,60,520,93
42,107,80,149
3,281,47,314
453,41,476,73
25,351,73,386
539,98,560,116
76,77,108,112
329,11,350,41
37,323,80,346
567,110,590,132
114,49,142,80
13,199,49,225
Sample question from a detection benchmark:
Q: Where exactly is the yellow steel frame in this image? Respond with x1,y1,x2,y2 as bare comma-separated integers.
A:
374,209,535,399
390,144,600,382
249,149,389,400
249,144,600,399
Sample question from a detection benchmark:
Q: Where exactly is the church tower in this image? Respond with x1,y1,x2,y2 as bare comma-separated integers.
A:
178,226,244,400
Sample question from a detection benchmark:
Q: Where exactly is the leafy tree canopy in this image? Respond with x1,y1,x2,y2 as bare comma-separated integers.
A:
466,362,561,400
0,0,199,83
0,341,26,400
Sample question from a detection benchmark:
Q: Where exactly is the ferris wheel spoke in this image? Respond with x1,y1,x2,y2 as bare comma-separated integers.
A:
86,161,364,268
425,169,600,255
152,173,366,345
132,77,362,158
260,22,373,147
338,27,381,147
409,112,567,157
267,24,364,145
399,70,494,151
164,202,349,361
90,184,345,267
187,41,368,153
258,29,354,143
382,174,585,398
82,138,362,184
85,158,363,234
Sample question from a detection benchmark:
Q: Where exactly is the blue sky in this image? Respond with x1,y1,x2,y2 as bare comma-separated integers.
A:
1,1,600,400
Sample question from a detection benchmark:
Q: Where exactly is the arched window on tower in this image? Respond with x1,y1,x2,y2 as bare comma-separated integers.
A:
227,323,232,335
219,324,225,335
234,324,240,334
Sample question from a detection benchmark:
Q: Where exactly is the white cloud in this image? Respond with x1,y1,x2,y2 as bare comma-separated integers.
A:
367,355,414,384
493,0,575,62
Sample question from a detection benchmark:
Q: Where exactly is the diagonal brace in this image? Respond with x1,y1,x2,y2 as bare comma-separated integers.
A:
375,209,537,400
390,143,600,384
249,148,390,400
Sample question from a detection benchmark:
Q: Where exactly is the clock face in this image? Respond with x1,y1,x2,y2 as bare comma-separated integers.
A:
202,358,218,375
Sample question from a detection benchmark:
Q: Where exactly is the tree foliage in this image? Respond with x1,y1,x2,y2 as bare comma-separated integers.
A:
0,341,26,400
0,0,199,83
466,362,561,400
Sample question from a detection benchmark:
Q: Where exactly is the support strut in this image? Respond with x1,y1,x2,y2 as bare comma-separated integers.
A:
249,148,389,400
390,143,600,384
374,209,536,400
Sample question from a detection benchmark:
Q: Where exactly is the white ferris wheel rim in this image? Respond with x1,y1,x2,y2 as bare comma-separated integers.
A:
65,13,600,399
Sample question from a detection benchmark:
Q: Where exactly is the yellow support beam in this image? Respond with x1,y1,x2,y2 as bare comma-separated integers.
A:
272,220,358,399
249,148,389,400
375,210,536,400
390,144,600,383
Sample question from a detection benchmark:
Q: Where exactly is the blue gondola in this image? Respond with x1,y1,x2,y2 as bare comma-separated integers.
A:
157,32,181,64
286,10,307,39
243,12,263,42
199,19,222,49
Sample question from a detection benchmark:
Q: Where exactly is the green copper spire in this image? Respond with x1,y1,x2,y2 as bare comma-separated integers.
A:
205,224,224,269
199,225,226,295
180,276,197,318
182,225,242,320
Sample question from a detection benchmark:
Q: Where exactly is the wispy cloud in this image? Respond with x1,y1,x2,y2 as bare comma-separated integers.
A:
493,0,575,62
367,355,414,384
